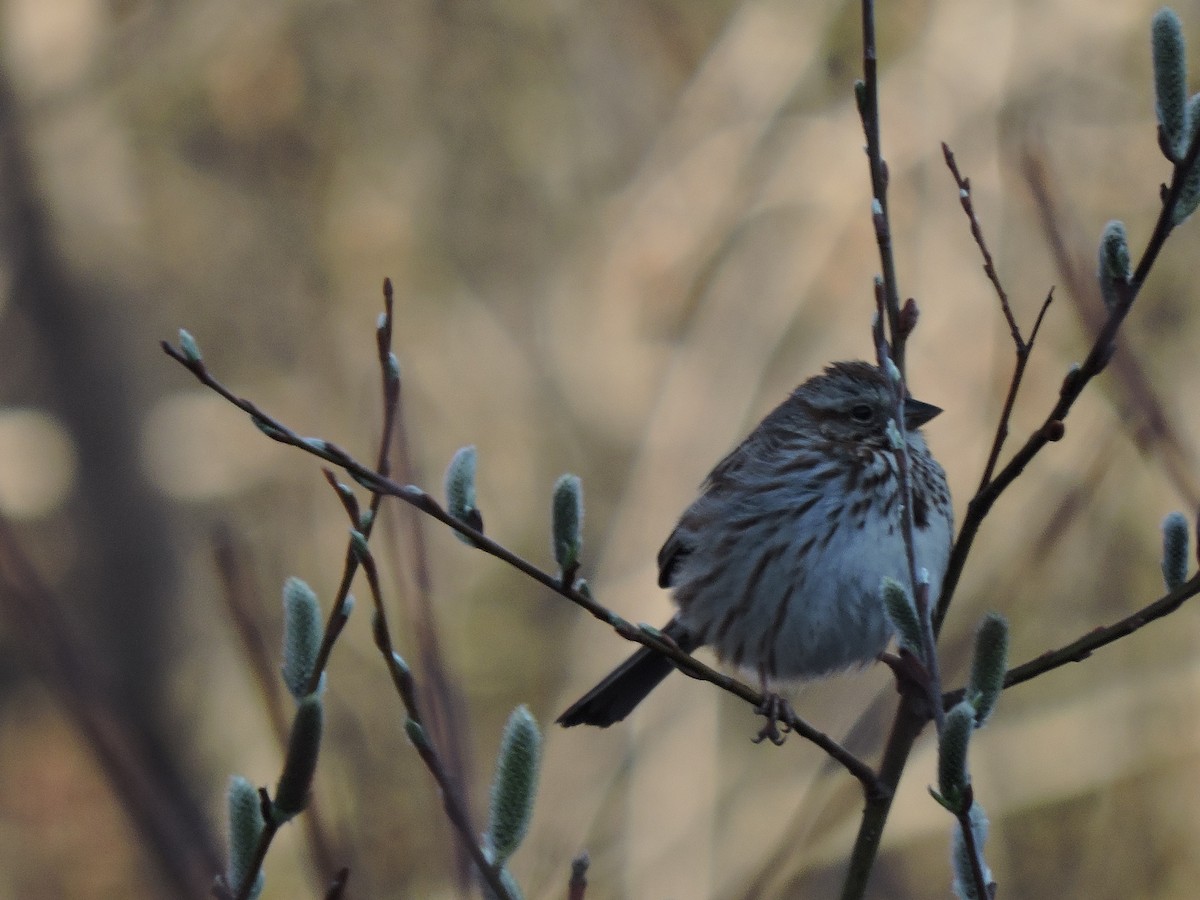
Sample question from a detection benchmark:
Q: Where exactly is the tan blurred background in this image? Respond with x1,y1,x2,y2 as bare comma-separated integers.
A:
2,0,1200,897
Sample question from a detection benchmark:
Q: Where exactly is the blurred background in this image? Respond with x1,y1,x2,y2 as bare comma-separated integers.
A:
2,0,1200,897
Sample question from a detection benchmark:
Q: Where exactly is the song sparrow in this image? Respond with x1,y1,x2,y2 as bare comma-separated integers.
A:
557,360,953,731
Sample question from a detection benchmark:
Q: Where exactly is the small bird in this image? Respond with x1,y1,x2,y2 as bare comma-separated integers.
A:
557,361,952,733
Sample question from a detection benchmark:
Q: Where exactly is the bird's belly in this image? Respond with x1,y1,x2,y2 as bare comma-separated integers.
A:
674,500,945,682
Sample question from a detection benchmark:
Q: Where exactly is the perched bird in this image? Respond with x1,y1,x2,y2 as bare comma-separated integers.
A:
557,361,952,733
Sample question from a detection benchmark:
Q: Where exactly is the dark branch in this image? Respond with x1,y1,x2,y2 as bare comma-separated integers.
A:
942,142,1024,349
944,571,1200,706
935,124,1200,633
161,340,883,795
857,0,905,373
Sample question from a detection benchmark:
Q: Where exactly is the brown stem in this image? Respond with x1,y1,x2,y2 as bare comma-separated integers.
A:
355,540,514,900
953,787,993,899
943,571,1200,707
857,0,906,374
839,699,927,900
935,124,1200,633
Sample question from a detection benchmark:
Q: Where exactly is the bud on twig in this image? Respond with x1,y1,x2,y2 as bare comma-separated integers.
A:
282,578,324,701
551,474,584,576
349,529,370,561
485,706,542,866
444,445,482,544
966,613,1008,726
1153,8,1190,161
1042,420,1066,442
225,776,265,900
1097,220,1132,311
405,718,430,750
638,622,665,641
854,79,868,116
1173,93,1200,224
252,417,286,440
390,650,411,681
936,701,975,811
898,297,919,337
178,328,203,365
1162,511,1190,589
272,695,323,824
881,577,923,656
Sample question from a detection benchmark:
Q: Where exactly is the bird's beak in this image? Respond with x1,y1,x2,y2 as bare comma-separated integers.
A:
904,398,942,429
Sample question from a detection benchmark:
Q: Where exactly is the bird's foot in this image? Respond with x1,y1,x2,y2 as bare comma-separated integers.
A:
751,692,795,746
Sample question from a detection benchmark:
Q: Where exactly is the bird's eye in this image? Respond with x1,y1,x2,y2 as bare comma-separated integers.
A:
850,403,874,423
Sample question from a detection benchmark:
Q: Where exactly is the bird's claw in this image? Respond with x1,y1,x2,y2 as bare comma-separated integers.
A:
751,692,795,746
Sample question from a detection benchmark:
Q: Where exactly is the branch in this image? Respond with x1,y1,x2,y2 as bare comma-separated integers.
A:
953,788,993,900
935,123,1200,633
568,853,589,900
943,570,1200,706
350,529,514,900
942,143,1023,348
941,143,1055,492
160,339,883,795
856,0,906,373
304,280,401,693
1023,146,1200,510
872,288,943,731
840,698,926,900
978,290,1053,495
840,4,939,891
221,280,478,898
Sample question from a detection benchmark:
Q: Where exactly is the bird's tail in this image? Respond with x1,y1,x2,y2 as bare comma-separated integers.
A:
557,619,698,727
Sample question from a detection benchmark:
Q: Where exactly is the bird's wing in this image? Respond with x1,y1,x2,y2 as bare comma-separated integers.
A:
657,417,774,588
656,527,690,588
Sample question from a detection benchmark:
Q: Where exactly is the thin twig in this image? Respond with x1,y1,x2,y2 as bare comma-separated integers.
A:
954,788,992,900
857,0,906,373
1024,146,1200,510
973,290,1053,495
380,298,477,891
568,852,589,900
228,282,406,898
935,122,1200,633
840,699,926,900
941,143,1056,493
942,143,1022,348
840,3,934,893
361,280,478,891
872,289,943,731
943,570,1200,706
303,280,401,693
352,536,513,900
